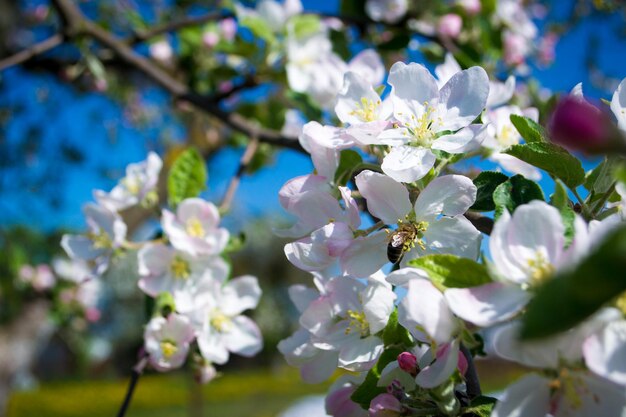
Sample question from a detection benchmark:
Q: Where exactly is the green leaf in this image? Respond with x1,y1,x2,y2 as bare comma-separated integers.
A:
240,16,275,43
223,232,246,254
510,114,545,143
493,174,545,219
167,147,207,208
550,180,575,246
334,150,363,186
290,15,320,39
84,53,106,82
462,396,498,417
407,255,491,289
471,171,509,211
382,309,413,347
154,292,176,317
351,347,403,409
521,225,626,339
504,142,585,189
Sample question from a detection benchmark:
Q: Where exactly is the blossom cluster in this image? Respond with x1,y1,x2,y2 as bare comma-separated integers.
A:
61,152,263,382
276,56,626,417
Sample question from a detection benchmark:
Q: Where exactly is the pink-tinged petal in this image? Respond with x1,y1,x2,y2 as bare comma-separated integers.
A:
584,320,626,386
369,393,402,417
338,335,384,371
345,120,391,146
355,170,411,224
284,237,335,272
220,275,262,316
399,279,457,344
444,282,529,327
339,186,361,229
277,329,318,365
300,296,335,336
300,350,340,384
340,231,388,278
567,373,626,416
278,175,331,211
437,66,489,132
388,62,439,110
325,384,365,417
491,374,551,417
385,267,430,287
376,126,411,147
137,243,173,276
415,340,460,388
422,216,481,260
311,222,354,257
177,198,220,228
431,124,487,154
224,315,263,357
414,174,477,218
381,146,436,183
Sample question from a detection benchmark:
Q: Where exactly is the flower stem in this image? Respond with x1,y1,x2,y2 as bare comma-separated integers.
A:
117,355,149,417
572,188,593,219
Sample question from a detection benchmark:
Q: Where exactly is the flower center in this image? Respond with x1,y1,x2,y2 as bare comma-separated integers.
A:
497,124,519,149
349,97,381,122
548,369,584,413
160,339,178,358
406,103,442,147
170,256,191,280
88,231,112,250
185,217,205,238
122,177,142,195
210,309,233,333
527,251,554,287
344,309,370,338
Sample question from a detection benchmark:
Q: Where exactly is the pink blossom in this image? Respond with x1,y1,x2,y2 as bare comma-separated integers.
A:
437,14,462,39
368,393,402,417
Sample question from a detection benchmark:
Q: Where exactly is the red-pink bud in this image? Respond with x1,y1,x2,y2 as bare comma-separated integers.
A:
549,96,611,152
457,350,468,376
397,352,418,376
437,14,462,39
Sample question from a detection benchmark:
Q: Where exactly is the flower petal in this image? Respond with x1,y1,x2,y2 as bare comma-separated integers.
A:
381,146,436,183
355,170,411,224
414,174,477,218
437,66,489,131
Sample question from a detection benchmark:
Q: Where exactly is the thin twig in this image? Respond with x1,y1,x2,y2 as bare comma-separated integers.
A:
460,343,481,400
117,355,149,417
219,134,260,212
126,11,234,44
464,212,494,236
0,34,64,72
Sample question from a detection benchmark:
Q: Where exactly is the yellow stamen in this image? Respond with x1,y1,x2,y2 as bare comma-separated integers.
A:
170,256,191,280
160,340,178,358
527,251,555,287
210,310,232,333
185,217,205,238
349,97,381,122
345,310,370,337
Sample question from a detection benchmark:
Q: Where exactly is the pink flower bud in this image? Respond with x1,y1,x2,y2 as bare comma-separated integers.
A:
549,96,611,152
457,0,481,15
85,307,102,323
503,32,527,66
368,393,402,417
397,352,418,376
457,350,468,376
325,385,363,417
219,18,237,42
202,31,219,49
437,14,462,39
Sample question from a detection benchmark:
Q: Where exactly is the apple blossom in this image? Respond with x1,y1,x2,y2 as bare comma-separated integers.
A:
144,313,195,372
356,171,481,263
583,319,626,386
376,62,489,182
94,152,162,211
299,275,395,372
369,393,402,417
236,0,302,33
19,264,55,291
437,14,462,39
365,0,408,24
137,243,229,313
325,374,368,417
611,77,626,132
162,198,230,256
188,275,263,365
61,203,127,274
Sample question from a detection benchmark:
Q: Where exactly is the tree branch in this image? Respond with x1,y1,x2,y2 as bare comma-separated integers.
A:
126,11,234,44
0,34,64,72
48,0,305,154
464,212,493,236
219,134,260,213
117,355,148,417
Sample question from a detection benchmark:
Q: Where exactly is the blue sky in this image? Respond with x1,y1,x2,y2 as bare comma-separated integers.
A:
1,0,625,232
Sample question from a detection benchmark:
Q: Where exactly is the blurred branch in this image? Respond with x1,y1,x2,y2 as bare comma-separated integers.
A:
125,11,234,44
219,134,260,213
47,0,305,154
464,212,493,235
0,34,64,72
116,355,148,417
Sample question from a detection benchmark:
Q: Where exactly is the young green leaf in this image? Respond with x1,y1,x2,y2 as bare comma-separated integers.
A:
493,174,545,219
350,347,403,409
471,171,509,211
407,255,491,289
510,114,546,143
382,309,413,347
167,147,208,208
521,225,626,339
334,150,363,186
504,142,585,189
550,180,575,246
239,16,276,44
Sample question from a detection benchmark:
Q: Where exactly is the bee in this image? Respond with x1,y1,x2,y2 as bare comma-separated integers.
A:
386,221,428,264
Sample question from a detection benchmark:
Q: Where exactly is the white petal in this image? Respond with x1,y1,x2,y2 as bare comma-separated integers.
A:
444,283,530,327
348,49,385,86
338,336,384,371
388,62,439,108
415,340,460,388
300,350,339,383
61,234,104,261
340,231,388,278
355,170,411,224
220,275,262,316
611,77,626,132
385,267,430,287
288,284,319,313
197,329,229,365
362,281,396,334
284,237,335,272
438,66,489,131
414,174,477,218
422,216,481,260
491,374,551,417
224,315,263,357
431,124,487,154
584,320,626,386
486,75,515,108
490,153,542,181
381,146,436,183
399,278,457,344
